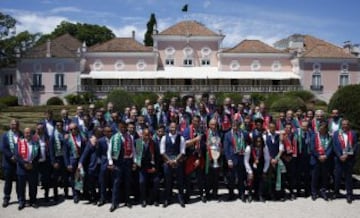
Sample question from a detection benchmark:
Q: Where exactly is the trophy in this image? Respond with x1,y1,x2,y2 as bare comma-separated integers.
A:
209,136,221,168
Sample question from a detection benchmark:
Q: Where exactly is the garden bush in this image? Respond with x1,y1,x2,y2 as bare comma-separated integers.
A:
0,95,18,106
46,96,64,105
285,90,315,103
270,96,306,112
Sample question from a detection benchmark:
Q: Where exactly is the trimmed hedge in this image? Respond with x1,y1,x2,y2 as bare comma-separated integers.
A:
0,95,18,106
46,96,64,105
285,90,315,103
270,96,306,112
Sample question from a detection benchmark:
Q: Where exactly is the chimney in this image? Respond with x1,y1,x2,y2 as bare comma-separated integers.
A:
46,39,51,57
132,30,135,39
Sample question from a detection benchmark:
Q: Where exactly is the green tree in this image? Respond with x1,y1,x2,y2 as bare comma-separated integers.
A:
0,31,40,67
0,12,16,39
37,21,115,46
143,13,157,46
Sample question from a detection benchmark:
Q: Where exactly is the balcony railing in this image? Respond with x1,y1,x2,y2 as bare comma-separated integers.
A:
80,85,303,93
31,85,45,92
53,85,67,91
310,85,323,91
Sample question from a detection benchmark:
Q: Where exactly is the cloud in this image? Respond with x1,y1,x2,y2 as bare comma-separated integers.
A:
110,25,146,41
50,6,82,14
3,9,70,34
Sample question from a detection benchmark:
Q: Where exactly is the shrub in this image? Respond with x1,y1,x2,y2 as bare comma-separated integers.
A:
65,94,83,105
328,84,360,131
0,95,18,106
285,90,315,103
250,93,267,105
106,89,134,112
0,102,7,111
94,99,105,109
46,96,64,105
132,92,158,108
215,93,243,105
270,96,306,112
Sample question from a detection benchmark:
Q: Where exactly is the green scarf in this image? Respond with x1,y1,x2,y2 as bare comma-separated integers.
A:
111,133,123,160
7,130,16,153
135,139,144,167
54,130,63,157
275,159,286,191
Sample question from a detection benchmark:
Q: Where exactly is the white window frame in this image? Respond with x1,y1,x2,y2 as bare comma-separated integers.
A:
165,47,176,56
183,46,194,57
183,59,193,67
311,71,322,88
4,74,13,86
251,60,261,71
201,46,212,57
230,60,240,71
339,63,349,87
93,59,103,71
136,59,147,70
114,60,125,71
33,73,42,87
165,58,175,66
201,59,210,66
271,61,282,72
55,73,65,87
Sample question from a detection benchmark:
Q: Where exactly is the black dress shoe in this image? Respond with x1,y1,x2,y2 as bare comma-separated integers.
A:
226,193,235,201
259,196,265,203
163,200,168,208
18,204,25,210
290,193,296,200
98,200,105,207
347,195,353,204
240,194,246,202
125,202,132,208
332,192,341,200
320,192,328,201
109,204,118,212
311,194,317,201
141,200,147,208
74,197,79,204
2,200,9,208
201,195,207,203
248,195,253,203
154,201,159,207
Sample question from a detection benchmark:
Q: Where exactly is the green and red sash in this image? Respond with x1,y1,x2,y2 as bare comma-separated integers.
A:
69,134,81,159
54,130,63,157
283,133,297,157
232,130,245,154
18,138,39,162
315,133,329,155
338,130,354,150
135,139,144,166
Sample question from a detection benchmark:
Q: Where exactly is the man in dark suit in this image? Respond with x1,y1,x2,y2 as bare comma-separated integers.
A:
1,119,22,208
134,128,161,207
224,120,249,201
64,123,87,204
97,125,112,206
332,119,358,203
15,127,40,210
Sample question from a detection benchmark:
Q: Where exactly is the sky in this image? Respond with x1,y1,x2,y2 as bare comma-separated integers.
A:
1,0,359,48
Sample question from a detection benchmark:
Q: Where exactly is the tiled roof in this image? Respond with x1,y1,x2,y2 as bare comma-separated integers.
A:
24,33,81,58
302,35,355,58
159,20,220,36
224,40,283,53
89,38,152,52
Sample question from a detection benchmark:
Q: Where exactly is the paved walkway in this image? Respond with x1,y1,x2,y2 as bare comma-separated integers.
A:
0,180,359,218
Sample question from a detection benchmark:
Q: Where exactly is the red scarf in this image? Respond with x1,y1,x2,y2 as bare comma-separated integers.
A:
251,147,263,162
283,133,297,157
222,115,231,131
71,134,81,157
276,119,284,131
338,130,353,150
180,117,187,133
189,125,200,150
315,133,325,155
18,138,29,160
124,134,133,156
263,115,270,130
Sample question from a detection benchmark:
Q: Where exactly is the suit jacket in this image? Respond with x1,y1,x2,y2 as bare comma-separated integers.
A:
98,136,110,171
333,130,358,163
1,131,23,169
224,129,248,166
310,133,333,165
64,133,87,169
79,141,99,175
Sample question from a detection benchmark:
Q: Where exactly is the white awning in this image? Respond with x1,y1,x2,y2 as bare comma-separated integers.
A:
80,67,300,80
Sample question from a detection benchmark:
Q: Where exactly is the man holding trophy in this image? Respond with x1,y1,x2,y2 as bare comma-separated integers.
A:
333,119,358,203
160,122,186,208
205,118,222,201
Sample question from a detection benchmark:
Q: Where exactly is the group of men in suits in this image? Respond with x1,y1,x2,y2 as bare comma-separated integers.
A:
1,96,358,212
